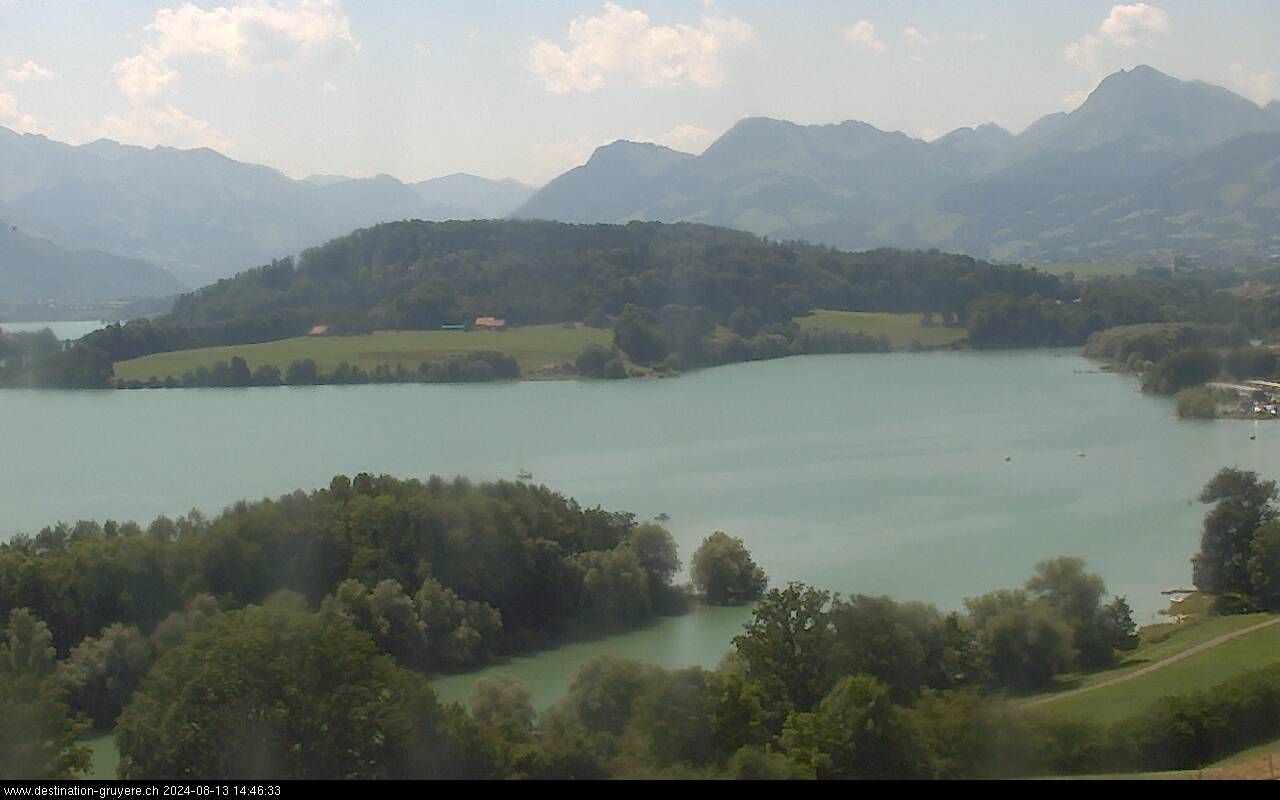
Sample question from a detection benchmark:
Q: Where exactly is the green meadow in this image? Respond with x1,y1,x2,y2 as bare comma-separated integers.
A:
794,310,967,350
113,325,613,382
1030,616,1280,724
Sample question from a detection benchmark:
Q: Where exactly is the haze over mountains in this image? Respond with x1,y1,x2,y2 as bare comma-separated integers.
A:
2,65,1278,307
518,66,1280,264
0,222,185,303
0,127,534,293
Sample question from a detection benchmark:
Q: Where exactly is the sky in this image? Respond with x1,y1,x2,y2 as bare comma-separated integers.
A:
1,1,1278,185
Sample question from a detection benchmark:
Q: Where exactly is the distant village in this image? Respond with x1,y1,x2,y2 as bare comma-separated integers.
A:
1208,380,1280,418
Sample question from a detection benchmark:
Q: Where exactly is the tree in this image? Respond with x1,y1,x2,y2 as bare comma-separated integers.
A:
691,531,767,605
627,523,680,597
413,578,503,670
828,595,929,701
702,670,770,762
563,655,660,738
469,674,535,735
628,667,715,767
1193,468,1278,610
612,304,668,366
1143,348,1222,394
780,675,923,779
571,548,653,630
1248,521,1280,611
284,358,319,385
115,604,499,779
0,609,89,779
322,579,430,670
1025,557,1132,669
732,583,834,715
57,623,153,727
977,604,1075,691
574,344,615,378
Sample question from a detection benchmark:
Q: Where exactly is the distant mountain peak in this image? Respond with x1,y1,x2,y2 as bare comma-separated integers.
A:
934,123,1014,152
1009,64,1279,157
591,139,692,158
579,140,695,177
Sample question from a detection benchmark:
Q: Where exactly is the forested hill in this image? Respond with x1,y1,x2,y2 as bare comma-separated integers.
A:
19,218,1271,389
167,218,1061,330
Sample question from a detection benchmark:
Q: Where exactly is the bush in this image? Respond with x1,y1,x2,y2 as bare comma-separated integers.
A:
690,532,767,605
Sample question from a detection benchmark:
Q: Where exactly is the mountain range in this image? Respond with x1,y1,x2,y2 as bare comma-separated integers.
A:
516,66,1280,264
0,128,534,292
2,64,1278,306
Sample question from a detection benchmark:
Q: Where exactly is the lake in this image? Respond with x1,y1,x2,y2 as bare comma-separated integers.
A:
0,320,106,340
1,349,1273,712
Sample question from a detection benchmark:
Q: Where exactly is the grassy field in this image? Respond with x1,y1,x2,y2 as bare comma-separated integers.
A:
1032,617,1280,723
114,325,613,382
81,731,118,779
793,310,967,349
1029,612,1275,700
1059,737,1280,780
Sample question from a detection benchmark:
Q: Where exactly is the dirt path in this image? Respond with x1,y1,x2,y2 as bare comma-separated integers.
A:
1022,615,1280,710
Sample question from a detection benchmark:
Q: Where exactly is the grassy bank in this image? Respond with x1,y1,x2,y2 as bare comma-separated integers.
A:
114,325,613,382
794,310,967,350
1030,615,1280,723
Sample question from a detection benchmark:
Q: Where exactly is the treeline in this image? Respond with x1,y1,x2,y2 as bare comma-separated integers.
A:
6,587,1278,780
1083,322,1280,398
115,351,521,389
967,267,1261,350
577,307,893,377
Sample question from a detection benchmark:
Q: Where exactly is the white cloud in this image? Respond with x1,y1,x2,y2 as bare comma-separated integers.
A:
1099,3,1169,46
843,20,886,54
643,123,719,154
5,59,53,83
528,3,753,93
1064,35,1101,72
903,27,986,48
1229,63,1276,105
114,53,181,100
0,90,40,132
903,27,939,47
1062,88,1091,110
90,104,233,151
114,0,356,99
1065,4,1169,72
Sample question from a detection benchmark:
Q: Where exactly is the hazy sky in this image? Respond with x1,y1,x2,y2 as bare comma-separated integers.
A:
1,1,1277,185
